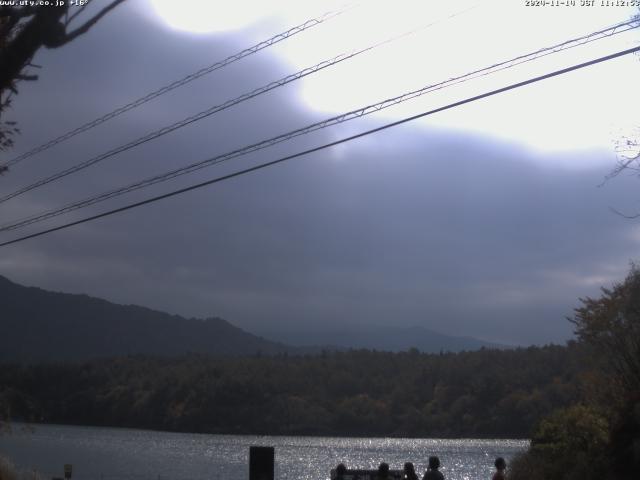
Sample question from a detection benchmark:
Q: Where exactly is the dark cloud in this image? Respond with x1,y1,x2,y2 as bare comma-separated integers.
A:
1,2,638,346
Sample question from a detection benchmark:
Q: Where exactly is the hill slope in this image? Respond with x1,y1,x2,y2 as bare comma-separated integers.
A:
0,275,290,362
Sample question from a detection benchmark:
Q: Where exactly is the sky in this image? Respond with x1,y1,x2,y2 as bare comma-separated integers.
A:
0,0,639,345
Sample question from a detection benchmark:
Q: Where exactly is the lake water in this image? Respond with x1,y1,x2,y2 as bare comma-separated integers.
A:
0,424,528,480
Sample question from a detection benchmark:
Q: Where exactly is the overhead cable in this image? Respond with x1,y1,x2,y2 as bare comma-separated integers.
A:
1,44,639,248
0,3,480,204
0,18,637,234
0,3,355,168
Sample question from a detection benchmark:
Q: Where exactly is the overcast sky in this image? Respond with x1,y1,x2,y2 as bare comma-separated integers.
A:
1,0,639,345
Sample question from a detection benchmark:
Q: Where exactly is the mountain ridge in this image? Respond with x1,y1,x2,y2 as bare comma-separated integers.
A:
0,274,291,362
0,275,506,362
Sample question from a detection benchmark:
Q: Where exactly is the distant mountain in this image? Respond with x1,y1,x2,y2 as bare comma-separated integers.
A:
261,325,506,353
0,275,505,363
0,275,292,362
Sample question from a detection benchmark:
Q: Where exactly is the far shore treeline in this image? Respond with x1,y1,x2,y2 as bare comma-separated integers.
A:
0,345,582,438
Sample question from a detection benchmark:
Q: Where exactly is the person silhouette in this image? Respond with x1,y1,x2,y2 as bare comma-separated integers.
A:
404,462,419,480
335,463,347,480
422,456,444,480
377,462,391,480
492,457,506,480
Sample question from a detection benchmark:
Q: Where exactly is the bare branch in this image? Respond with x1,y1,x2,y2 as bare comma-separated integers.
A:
65,4,88,27
63,0,126,43
16,73,38,81
609,207,640,219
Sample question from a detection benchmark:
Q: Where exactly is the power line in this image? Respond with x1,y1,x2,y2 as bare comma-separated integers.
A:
1,18,637,234
1,44,638,249
0,3,479,205
0,3,355,169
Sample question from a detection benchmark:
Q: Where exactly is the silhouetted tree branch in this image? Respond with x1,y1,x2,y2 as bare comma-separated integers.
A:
63,0,126,44
0,1,127,152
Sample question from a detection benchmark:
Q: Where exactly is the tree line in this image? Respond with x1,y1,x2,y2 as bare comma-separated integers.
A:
0,343,585,439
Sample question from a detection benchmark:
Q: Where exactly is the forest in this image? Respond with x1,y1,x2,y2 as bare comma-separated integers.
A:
0,344,584,438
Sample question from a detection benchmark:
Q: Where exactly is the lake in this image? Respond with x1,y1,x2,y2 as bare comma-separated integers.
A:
0,424,528,480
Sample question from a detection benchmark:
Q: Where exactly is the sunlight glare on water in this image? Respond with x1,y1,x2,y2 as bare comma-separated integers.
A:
0,424,528,480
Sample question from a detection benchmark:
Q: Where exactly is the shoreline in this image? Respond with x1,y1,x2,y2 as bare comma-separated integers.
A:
4,420,531,442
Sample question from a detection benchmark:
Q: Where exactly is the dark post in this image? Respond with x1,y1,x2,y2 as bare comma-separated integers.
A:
249,446,274,480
